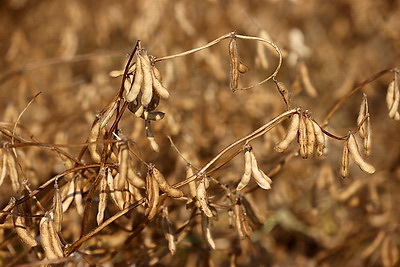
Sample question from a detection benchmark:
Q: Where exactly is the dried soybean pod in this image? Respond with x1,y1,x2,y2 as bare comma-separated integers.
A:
386,80,400,120
127,167,145,188
298,59,318,97
275,113,300,152
110,63,137,78
99,100,118,129
275,81,291,108
236,147,252,191
249,151,272,190
39,214,64,259
305,116,315,158
153,65,162,81
229,37,239,91
151,166,184,198
201,214,216,249
97,171,107,225
126,55,143,102
74,177,84,216
46,215,64,258
233,199,245,239
151,69,170,99
146,171,160,220
347,133,375,174
140,53,154,106
186,164,197,202
357,93,368,138
196,177,213,217
62,179,75,212
364,119,372,156
311,119,326,156
88,120,101,163
124,74,133,95
161,208,176,255
298,114,308,158
145,120,160,152
52,182,63,233
112,174,125,210
7,151,20,193
14,216,38,247
341,143,350,178
117,143,129,189
0,150,8,187
389,73,399,119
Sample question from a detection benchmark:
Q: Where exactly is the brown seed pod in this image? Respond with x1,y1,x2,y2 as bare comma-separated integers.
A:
62,179,75,212
117,143,129,190
124,73,133,96
201,214,216,249
388,73,400,119
39,214,64,259
127,167,145,188
0,150,8,187
229,37,239,90
311,120,326,156
150,165,184,198
298,59,318,97
305,116,315,158
74,177,84,216
99,100,118,129
186,164,198,204
146,170,160,220
110,63,136,78
298,113,308,158
153,65,162,81
233,199,246,239
52,182,63,233
347,133,375,174
7,151,20,193
275,113,300,152
139,53,154,106
14,216,38,247
357,93,368,139
112,174,126,210
88,120,101,163
161,208,176,255
145,120,160,152
341,143,350,178
249,150,272,190
196,177,213,217
151,67,170,99
126,55,143,102
97,172,107,226
275,81,291,108
236,147,252,191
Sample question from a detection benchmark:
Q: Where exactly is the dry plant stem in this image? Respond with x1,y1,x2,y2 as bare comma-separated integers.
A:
0,164,102,221
155,32,282,90
65,198,145,256
322,68,394,127
196,108,297,177
11,92,42,157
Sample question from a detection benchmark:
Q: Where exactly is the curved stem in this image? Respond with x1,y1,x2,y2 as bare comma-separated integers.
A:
321,68,395,127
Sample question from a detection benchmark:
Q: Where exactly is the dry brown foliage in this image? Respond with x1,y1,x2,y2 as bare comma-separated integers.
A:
1,1,400,266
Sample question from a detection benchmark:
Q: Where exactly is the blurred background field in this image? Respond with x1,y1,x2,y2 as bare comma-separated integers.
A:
1,0,400,266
